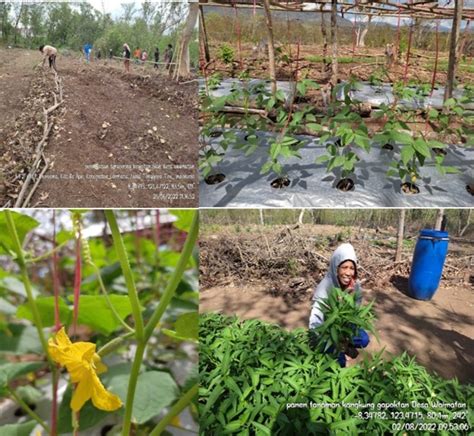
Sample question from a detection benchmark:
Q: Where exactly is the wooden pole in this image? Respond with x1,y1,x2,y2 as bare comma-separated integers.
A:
263,0,277,95
444,0,463,101
395,209,406,263
434,209,444,231
330,0,338,90
199,5,211,63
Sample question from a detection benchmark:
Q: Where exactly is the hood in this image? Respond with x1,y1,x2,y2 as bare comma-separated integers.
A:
328,243,358,289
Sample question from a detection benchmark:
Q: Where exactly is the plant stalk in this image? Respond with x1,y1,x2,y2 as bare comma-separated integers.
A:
105,210,145,341
4,211,51,364
149,383,199,436
144,211,198,341
8,387,51,434
97,331,135,357
121,340,146,436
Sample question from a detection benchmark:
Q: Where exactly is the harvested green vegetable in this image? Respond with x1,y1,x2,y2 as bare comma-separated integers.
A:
199,313,473,435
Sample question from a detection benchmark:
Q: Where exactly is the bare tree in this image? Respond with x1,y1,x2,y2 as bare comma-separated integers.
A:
298,209,305,224
13,2,25,45
444,0,463,101
174,1,199,79
459,209,471,237
259,209,265,226
395,209,406,263
434,209,444,231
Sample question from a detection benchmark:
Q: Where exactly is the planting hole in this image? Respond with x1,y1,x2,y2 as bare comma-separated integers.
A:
336,178,355,192
271,177,290,189
467,184,474,196
205,173,226,185
401,182,420,194
382,143,394,151
433,148,447,156
209,130,223,138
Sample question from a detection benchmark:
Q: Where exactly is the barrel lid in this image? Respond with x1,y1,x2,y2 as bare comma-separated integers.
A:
420,229,449,238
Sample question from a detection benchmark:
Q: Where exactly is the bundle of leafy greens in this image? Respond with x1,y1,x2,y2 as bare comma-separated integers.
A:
312,287,377,354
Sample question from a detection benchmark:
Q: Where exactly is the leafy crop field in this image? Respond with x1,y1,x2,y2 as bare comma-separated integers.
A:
0,209,198,435
200,313,473,435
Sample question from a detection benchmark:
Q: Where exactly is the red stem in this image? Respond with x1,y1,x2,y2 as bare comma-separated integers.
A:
73,229,81,336
52,211,61,332
396,5,401,56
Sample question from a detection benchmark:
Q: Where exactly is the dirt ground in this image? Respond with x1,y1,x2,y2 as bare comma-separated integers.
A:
200,225,474,383
0,48,199,207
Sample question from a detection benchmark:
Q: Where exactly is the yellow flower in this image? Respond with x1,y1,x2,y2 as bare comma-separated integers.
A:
48,327,122,412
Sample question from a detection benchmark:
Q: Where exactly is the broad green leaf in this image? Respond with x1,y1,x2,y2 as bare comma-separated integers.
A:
0,421,37,436
69,295,136,335
413,139,431,158
17,296,71,327
0,362,44,392
0,211,39,255
82,262,122,289
165,312,198,342
307,123,322,133
0,277,39,298
108,371,178,424
56,230,74,244
0,298,16,315
400,145,415,165
170,210,196,233
0,324,43,355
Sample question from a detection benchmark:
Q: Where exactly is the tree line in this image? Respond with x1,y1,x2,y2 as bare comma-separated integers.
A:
0,2,198,63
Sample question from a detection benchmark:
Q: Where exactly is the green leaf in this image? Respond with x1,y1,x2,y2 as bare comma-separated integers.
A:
17,296,71,327
70,295,136,335
108,371,179,424
413,139,431,158
0,298,16,315
390,131,413,145
306,123,322,133
0,211,39,255
170,210,196,233
0,324,43,355
56,230,74,244
400,145,415,165
82,262,122,289
0,421,37,436
175,312,198,340
0,277,39,299
0,362,45,392
315,155,331,164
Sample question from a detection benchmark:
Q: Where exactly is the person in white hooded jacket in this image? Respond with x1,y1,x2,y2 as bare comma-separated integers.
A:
309,243,369,367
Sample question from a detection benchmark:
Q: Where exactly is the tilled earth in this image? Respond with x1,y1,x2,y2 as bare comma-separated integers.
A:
0,48,199,207
200,224,474,382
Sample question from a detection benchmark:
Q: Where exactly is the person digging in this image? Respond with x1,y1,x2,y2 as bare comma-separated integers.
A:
308,243,370,367
38,45,57,72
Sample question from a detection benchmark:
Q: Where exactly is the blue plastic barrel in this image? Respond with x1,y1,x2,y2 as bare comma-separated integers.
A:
408,229,449,300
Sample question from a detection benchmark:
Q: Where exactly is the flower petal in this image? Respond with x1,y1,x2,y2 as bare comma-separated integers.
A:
70,372,93,412
91,371,122,411
54,327,72,347
93,354,108,375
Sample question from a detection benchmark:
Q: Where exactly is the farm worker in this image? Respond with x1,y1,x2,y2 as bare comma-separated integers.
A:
39,45,57,71
164,44,173,71
141,50,148,64
123,43,131,73
154,47,160,69
133,47,141,64
83,43,93,63
109,48,113,59
308,243,370,367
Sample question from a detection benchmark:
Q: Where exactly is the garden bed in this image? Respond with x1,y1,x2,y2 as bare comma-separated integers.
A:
200,130,474,207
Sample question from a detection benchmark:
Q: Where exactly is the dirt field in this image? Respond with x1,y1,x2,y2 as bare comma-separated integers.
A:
200,225,474,383
0,48,198,207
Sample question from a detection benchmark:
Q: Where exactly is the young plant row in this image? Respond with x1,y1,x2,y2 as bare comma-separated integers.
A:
199,313,473,435
200,75,473,192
